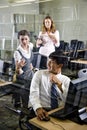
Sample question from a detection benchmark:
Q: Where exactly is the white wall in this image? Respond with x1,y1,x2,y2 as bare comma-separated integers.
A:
39,0,87,44
0,0,87,44
0,3,39,60
0,3,39,39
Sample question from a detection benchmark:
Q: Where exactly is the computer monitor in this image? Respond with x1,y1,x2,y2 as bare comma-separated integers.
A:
66,77,87,110
50,77,87,124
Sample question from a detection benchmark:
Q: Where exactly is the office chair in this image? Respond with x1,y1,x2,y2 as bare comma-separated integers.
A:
69,40,85,70
77,41,84,50
76,40,85,59
76,41,85,69
69,40,85,58
55,40,64,52
69,39,78,58
64,42,70,52
55,40,70,52
68,40,78,71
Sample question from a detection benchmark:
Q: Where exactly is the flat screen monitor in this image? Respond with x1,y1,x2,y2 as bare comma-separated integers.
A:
67,77,87,109
50,77,87,124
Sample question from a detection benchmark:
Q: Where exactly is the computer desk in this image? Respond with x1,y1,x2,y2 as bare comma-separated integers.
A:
29,108,87,130
0,80,12,86
63,48,87,55
70,59,87,64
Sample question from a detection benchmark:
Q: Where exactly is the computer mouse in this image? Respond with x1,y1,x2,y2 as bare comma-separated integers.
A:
42,116,50,121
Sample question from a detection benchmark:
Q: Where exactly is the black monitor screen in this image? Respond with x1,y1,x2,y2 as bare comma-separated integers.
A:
65,77,87,123
55,77,87,117
62,77,87,114
67,77,87,109
50,77,87,124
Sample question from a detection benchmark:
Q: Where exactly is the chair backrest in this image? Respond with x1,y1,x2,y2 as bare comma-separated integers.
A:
69,40,78,58
78,68,87,78
55,40,64,52
70,40,78,50
77,41,84,50
64,42,70,52
55,40,70,52
69,40,85,58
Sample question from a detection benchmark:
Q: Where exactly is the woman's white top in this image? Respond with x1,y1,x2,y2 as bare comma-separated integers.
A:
38,30,60,57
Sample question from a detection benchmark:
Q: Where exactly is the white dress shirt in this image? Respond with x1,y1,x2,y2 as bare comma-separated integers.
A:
14,42,33,62
14,42,33,74
29,70,70,112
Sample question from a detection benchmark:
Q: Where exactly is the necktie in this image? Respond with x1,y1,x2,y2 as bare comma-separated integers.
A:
51,83,58,109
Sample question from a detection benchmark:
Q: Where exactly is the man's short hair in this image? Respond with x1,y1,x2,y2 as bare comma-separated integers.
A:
49,51,68,65
18,30,30,39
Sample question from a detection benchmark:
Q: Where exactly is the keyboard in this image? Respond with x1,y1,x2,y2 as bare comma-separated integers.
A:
50,108,77,120
50,108,67,119
50,108,87,124
79,58,87,61
83,118,87,124
0,85,12,97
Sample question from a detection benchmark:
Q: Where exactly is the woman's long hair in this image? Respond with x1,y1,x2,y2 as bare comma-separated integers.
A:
42,16,56,33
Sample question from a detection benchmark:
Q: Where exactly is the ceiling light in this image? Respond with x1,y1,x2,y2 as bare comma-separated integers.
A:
0,5,9,8
35,0,53,3
12,2,31,6
15,0,36,3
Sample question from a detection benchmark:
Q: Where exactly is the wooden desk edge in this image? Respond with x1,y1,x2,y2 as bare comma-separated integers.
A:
70,59,87,64
29,107,64,130
29,107,87,130
63,49,87,55
0,81,12,86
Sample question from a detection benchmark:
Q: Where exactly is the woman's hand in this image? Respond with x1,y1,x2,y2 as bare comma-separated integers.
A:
36,38,43,47
48,34,57,44
30,63,33,70
16,59,26,74
19,58,26,67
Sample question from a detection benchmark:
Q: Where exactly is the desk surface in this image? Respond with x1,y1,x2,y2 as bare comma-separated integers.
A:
70,59,87,64
29,108,87,130
0,80,12,86
64,48,87,55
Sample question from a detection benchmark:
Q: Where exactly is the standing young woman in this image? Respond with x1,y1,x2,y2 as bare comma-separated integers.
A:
13,30,34,108
14,30,34,80
36,16,60,69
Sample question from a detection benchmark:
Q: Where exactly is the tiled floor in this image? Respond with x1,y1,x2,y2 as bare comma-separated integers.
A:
0,94,41,130
0,95,20,130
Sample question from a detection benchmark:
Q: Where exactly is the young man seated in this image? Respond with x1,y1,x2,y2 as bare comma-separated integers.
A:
28,50,71,121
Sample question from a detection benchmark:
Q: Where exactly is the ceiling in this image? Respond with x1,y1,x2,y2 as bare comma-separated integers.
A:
0,0,52,7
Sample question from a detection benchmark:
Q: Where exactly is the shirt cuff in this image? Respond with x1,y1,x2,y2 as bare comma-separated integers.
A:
33,104,42,112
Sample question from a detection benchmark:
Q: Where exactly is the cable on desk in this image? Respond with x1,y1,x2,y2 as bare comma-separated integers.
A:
49,119,66,130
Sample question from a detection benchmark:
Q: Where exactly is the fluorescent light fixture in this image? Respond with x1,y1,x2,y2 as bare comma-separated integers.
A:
11,0,39,7
0,5,9,8
12,2,31,6
35,0,53,3
15,0,36,3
